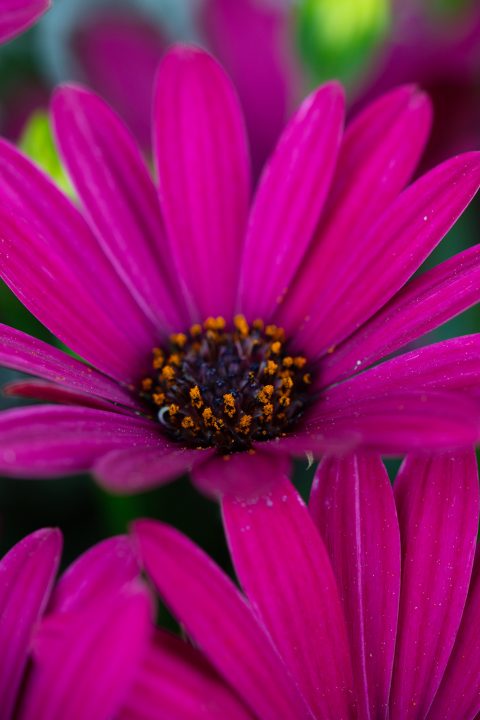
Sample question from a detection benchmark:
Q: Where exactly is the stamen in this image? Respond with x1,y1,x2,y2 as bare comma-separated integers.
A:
139,315,314,454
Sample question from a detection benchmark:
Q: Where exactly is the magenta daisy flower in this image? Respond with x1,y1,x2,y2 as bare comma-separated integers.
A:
0,529,151,720
132,449,480,720
0,0,50,44
0,44,479,496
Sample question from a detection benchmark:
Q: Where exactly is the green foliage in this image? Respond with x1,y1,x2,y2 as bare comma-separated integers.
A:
19,110,74,198
295,0,391,88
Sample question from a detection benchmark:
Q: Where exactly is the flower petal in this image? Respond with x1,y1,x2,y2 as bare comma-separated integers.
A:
119,629,255,720
310,454,400,720
427,551,480,720
49,536,139,614
52,85,186,332
94,446,211,494
18,582,152,720
202,0,291,177
0,528,61,720
222,477,354,719
0,405,161,477
0,323,138,408
320,335,480,402
3,380,130,414
389,450,479,720
294,152,480,357
304,391,480,454
239,81,344,320
134,520,312,720
0,140,155,382
278,85,432,336
192,449,291,499
321,244,480,386
0,0,49,43
154,45,250,320
0,210,145,383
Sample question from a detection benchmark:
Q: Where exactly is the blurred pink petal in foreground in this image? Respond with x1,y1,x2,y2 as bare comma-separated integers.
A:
0,0,49,43
2,450,480,718
132,450,480,720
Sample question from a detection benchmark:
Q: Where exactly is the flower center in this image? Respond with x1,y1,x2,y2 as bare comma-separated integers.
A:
139,315,313,454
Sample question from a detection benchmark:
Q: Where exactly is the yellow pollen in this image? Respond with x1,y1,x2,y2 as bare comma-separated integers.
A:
152,392,165,406
153,356,164,370
234,314,249,336
190,323,202,336
152,347,163,357
168,353,182,366
282,356,294,367
257,385,274,403
303,373,312,384
161,366,175,381
281,376,294,391
189,385,203,409
263,403,274,421
204,316,226,331
265,324,285,341
170,333,187,347
169,404,179,415
270,341,282,354
279,395,291,408
223,393,236,417
264,360,278,375
237,414,252,433
294,356,307,368
141,378,153,391
252,318,264,331
181,416,195,430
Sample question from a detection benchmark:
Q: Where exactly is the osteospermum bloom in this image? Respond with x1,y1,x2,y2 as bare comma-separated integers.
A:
0,0,50,43
0,529,151,720
0,45,480,496
132,449,480,720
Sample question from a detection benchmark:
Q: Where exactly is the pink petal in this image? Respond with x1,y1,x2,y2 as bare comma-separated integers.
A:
52,85,186,332
427,551,480,720
3,380,130,414
310,454,401,720
294,151,480,358
134,520,312,720
154,45,250,321
0,323,139,409
320,335,480,402
18,582,152,720
0,208,143,383
49,536,139,614
119,629,255,720
304,391,480,454
278,85,432,336
222,477,354,719
0,0,49,43
389,451,479,720
0,140,155,382
239,82,344,321
202,0,292,177
94,446,211,494
192,449,291,499
0,528,61,719
0,405,161,477
321,243,480,386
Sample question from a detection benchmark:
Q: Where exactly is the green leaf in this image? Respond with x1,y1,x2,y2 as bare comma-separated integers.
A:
296,0,391,88
19,110,75,198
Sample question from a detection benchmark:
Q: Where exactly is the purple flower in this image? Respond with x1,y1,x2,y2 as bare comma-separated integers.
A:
131,449,480,719
0,0,50,44
0,45,479,496
0,529,151,719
